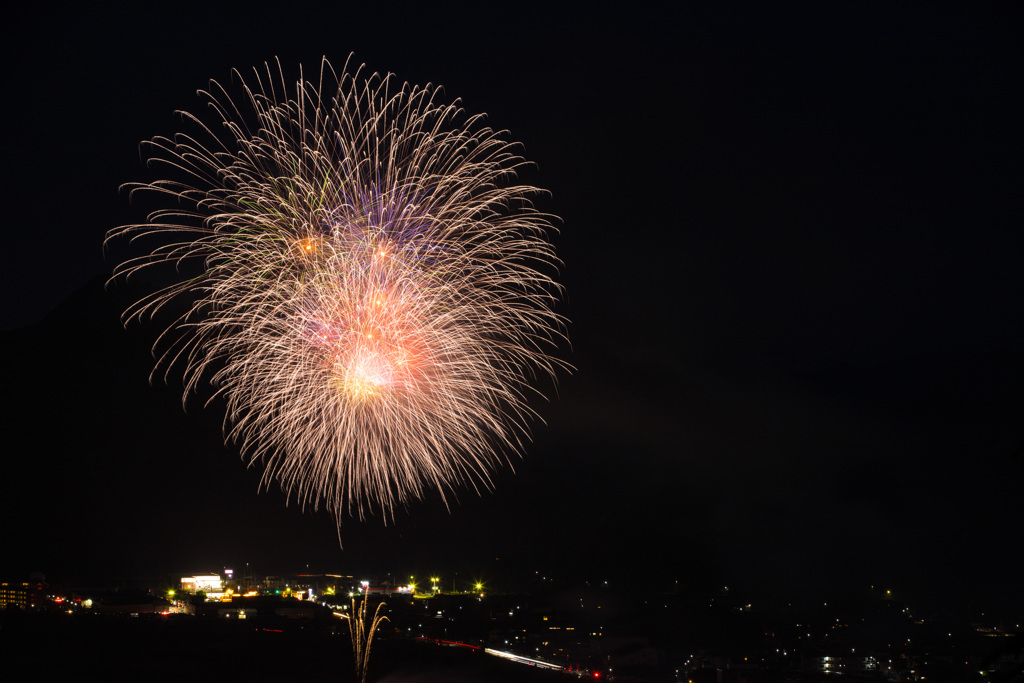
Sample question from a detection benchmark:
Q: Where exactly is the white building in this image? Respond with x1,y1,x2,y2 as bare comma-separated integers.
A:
181,574,224,598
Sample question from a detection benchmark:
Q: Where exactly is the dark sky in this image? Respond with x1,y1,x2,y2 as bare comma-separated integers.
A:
3,3,1023,615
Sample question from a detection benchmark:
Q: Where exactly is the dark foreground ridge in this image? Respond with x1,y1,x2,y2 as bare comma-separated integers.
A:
0,610,568,683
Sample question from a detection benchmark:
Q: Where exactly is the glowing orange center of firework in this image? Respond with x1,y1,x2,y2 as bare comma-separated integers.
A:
298,235,426,403
338,351,391,398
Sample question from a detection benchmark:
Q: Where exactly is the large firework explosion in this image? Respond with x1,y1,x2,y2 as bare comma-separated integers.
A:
108,57,567,522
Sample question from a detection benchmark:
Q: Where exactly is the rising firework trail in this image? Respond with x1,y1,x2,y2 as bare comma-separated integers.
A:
107,56,568,523
337,595,388,683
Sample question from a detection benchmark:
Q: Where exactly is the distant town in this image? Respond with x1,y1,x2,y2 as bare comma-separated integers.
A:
1,570,1021,682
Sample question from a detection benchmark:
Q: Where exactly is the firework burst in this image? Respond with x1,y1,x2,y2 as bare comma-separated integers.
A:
107,57,567,521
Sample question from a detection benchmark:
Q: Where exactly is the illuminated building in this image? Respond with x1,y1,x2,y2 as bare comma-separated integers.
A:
181,574,224,599
0,577,45,610
0,582,31,609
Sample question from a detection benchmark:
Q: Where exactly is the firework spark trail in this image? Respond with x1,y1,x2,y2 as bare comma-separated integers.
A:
107,57,567,522
339,595,388,683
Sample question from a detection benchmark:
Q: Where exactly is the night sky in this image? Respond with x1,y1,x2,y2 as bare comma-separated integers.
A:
3,3,1023,616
